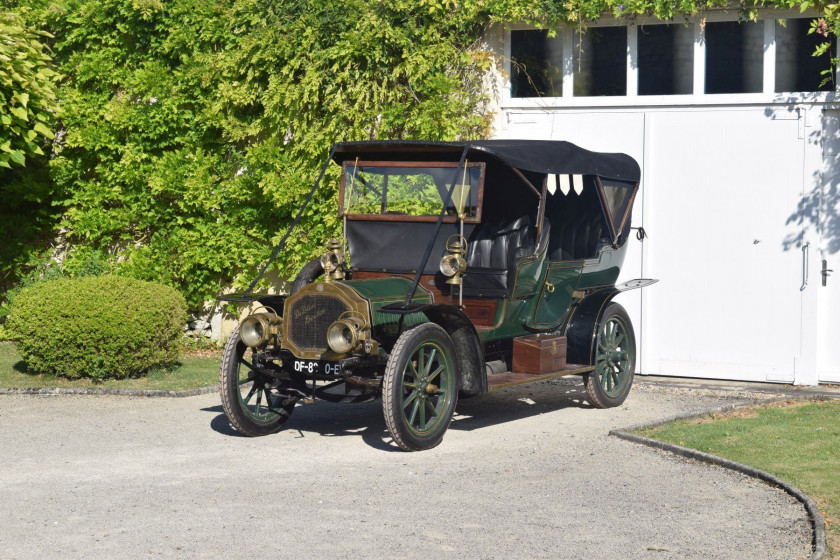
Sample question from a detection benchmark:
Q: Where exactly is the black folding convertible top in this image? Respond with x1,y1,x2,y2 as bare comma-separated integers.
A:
332,140,640,183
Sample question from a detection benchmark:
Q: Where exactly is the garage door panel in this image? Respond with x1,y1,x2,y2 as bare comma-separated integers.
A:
644,109,803,382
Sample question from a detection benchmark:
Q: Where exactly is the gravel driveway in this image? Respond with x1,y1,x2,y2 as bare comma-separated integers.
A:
0,381,812,559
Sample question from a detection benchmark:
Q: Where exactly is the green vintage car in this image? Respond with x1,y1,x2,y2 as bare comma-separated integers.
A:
218,140,655,451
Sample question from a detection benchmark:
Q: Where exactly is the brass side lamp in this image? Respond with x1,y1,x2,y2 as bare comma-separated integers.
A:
440,235,468,286
320,237,346,282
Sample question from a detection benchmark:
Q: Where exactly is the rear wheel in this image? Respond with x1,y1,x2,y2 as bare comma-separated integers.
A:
219,326,297,436
584,303,636,408
382,324,458,451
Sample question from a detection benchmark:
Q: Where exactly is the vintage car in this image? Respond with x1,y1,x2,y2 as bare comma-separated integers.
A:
218,140,655,451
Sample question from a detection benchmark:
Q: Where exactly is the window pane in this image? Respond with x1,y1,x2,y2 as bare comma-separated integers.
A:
344,165,481,219
573,27,627,96
705,21,764,94
775,18,835,92
599,179,636,235
638,24,694,95
510,30,563,97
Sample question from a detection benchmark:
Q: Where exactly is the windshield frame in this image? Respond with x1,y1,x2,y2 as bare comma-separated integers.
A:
338,160,486,223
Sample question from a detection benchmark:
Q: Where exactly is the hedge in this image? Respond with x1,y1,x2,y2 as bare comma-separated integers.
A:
6,275,186,379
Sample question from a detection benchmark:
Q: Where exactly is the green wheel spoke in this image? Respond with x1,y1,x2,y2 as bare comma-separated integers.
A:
242,385,257,405
408,399,420,425
427,365,444,383
408,360,419,378
419,398,427,429
403,382,417,389
403,391,419,409
614,333,625,348
255,388,263,415
417,350,425,378
425,398,437,418
424,349,437,376
238,378,253,386
240,359,255,371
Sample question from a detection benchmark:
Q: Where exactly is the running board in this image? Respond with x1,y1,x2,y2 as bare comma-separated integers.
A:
487,364,594,391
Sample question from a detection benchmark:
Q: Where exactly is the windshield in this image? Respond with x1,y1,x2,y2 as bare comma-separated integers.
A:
340,161,484,222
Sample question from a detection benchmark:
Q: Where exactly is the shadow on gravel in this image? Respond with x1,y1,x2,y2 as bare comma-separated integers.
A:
202,380,593,450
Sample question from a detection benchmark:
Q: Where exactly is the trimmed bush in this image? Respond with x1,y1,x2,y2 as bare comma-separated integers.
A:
6,275,186,379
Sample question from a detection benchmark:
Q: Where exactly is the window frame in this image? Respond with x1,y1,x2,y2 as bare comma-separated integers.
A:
501,9,838,109
338,160,487,224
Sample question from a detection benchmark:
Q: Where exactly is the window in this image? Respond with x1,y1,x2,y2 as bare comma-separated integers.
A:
340,162,485,222
705,21,764,94
597,178,636,238
510,30,564,97
775,18,835,92
638,24,694,95
507,17,833,100
573,27,627,96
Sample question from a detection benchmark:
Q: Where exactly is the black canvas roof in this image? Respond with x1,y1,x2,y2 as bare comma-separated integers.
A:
332,140,640,182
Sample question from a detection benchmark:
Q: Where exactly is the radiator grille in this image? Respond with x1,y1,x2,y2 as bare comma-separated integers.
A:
287,294,350,352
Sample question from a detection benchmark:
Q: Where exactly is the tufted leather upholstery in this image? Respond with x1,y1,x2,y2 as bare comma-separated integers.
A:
461,216,548,297
548,209,607,261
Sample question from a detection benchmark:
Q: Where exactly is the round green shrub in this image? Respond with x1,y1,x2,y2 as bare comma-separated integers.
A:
6,275,187,379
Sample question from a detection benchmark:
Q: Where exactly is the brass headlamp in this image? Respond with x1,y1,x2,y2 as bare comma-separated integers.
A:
439,235,468,286
240,309,283,348
320,238,346,282
326,312,372,354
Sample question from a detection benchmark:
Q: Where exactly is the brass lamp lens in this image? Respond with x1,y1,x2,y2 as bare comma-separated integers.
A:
440,255,458,277
240,316,267,347
440,254,465,277
327,320,357,354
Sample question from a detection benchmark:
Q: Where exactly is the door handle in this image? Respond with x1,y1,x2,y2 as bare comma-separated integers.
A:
823,259,834,287
800,242,810,292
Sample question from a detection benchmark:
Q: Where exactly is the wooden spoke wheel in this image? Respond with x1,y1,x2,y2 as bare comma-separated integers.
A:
382,323,458,451
219,326,297,436
584,302,636,408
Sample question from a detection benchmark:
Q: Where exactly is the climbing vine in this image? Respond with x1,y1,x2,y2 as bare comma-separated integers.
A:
1,0,833,310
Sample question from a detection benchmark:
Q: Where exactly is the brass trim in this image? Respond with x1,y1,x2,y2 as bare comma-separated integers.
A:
282,282,371,360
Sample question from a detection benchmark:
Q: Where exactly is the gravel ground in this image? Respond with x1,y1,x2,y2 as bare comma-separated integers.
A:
0,381,813,560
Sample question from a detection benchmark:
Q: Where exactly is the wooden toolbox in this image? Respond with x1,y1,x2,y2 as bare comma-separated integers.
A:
512,334,567,374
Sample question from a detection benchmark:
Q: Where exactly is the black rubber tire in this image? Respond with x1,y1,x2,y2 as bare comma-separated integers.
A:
219,326,297,436
382,323,459,451
584,302,636,409
290,259,324,294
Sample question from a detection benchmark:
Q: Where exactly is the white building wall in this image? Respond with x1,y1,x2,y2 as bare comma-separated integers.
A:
485,16,840,384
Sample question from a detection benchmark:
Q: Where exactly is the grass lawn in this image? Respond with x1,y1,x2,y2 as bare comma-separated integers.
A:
638,400,840,558
0,342,221,392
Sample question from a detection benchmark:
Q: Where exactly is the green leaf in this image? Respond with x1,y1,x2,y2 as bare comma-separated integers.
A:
10,106,28,121
33,122,54,139
8,151,25,166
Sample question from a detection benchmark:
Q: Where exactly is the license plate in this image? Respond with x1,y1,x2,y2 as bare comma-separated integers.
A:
292,359,342,376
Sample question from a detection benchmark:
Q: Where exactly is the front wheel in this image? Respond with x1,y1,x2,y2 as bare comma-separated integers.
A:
584,302,636,409
382,324,459,451
219,326,297,436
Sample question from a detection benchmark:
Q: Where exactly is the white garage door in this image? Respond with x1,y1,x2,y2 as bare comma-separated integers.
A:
643,108,806,383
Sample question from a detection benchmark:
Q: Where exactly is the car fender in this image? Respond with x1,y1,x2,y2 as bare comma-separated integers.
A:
563,279,657,365
420,305,487,396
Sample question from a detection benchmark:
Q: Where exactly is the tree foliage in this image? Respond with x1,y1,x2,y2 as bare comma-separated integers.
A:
1,0,835,312
0,9,56,170
0,8,59,292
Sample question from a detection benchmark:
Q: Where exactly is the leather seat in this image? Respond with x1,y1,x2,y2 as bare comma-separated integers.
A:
548,209,607,261
461,216,548,297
